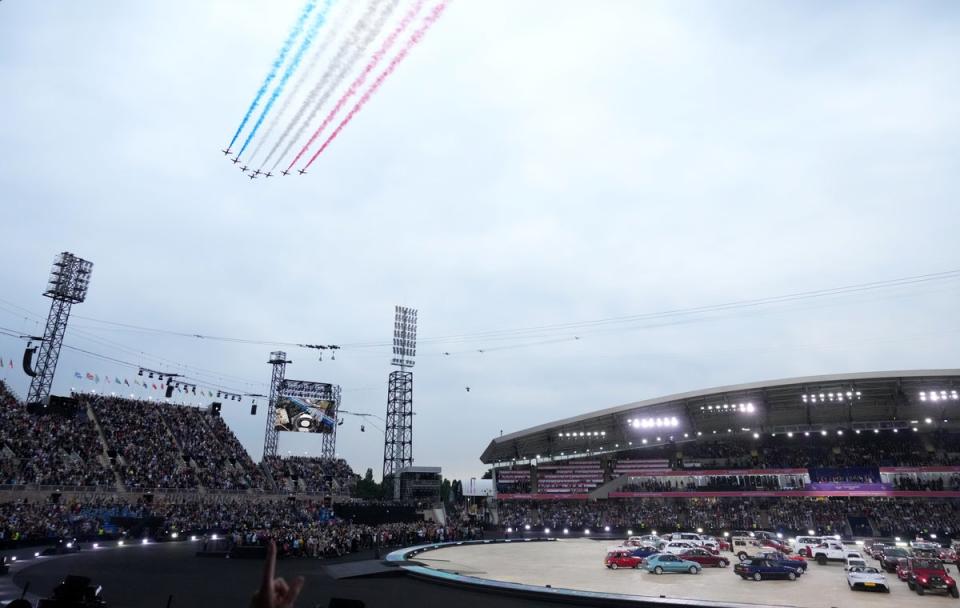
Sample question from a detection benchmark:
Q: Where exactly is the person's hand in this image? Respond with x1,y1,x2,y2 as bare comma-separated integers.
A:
251,540,305,608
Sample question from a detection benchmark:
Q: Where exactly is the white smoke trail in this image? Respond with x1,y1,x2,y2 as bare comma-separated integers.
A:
266,0,400,171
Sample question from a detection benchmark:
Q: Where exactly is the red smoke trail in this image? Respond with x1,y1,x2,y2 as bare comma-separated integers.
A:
301,2,447,170
285,0,427,173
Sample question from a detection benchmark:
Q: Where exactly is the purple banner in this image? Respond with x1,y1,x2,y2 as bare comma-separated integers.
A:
806,482,892,491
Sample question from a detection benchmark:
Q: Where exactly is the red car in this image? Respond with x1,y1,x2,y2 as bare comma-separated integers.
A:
761,538,793,554
939,547,959,565
680,548,730,568
605,549,644,569
896,558,911,581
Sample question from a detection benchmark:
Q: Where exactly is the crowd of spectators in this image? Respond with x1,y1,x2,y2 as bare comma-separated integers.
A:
264,456,356,495
0,495,484,560
88,395,201,490
622,474,797,493
0,388,115,488
497,497,960,538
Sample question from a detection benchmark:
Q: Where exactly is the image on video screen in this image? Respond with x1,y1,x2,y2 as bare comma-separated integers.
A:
274,396,335,433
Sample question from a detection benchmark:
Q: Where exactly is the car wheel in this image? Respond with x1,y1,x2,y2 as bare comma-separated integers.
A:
719,560,728,568
689,566,698,574
883,587,890,594
949,586,959,599
817,555,827,565
908,581,915,590
634,563,642,569
611,563,618,570
788,572,796,581
753,572,762,582
738,552,748,561
917,586,924,596
654,566,663,575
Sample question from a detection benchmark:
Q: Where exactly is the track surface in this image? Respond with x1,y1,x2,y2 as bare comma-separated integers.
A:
416,539,947,608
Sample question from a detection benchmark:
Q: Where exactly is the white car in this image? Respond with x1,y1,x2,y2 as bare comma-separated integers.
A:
845,555,868,570
792,536,826,557
626,535,659,547
661,541,699,555
846,565,890,592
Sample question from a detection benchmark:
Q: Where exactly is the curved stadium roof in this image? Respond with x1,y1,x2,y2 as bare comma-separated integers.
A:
480,369,960,465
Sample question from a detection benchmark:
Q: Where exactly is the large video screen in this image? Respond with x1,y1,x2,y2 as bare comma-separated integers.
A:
274,380,336,434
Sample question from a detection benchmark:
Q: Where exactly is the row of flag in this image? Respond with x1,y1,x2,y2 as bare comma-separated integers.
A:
72,371,243,400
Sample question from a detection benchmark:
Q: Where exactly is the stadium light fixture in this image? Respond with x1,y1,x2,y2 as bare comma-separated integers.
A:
893,429,899,433
804,431,810,437
524,524,531,531
820,430,827,436
585,529,590,535
837,430,843,435
787,432,793,438
506,527,513,533
723,532,729,537
697,527,703,534
930,534,937,539
651,530,657,536
563,528,569,535
35,552,40,557
93,543,99,549
142,539,149,545
913,427,918,432
9,556,15,562
544,528,551,534
925,418,932,424
874,429,879,434
808,530,815,536
604,526,611,532
752,432,759,439
627,529,633,535
641,439,648,444
855,429,861,434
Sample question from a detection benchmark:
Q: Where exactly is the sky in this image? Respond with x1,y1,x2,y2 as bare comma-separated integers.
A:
1,0,958,482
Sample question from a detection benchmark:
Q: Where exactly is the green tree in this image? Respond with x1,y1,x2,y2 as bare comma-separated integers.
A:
354,468,381,499
440,478,452,503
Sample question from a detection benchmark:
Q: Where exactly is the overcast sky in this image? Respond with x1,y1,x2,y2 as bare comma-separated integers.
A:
1,1,958,482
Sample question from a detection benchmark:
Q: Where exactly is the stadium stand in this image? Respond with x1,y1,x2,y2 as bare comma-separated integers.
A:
536,460,604,494
0,384,115,488
263,456,356,495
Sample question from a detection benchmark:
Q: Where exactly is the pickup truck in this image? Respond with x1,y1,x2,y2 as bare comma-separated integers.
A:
811,541,861,565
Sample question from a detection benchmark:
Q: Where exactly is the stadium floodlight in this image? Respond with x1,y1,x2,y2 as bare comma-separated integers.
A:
524,524,531,531
391,306,417,369
874,429,879,434
93,543,99,549
925,418,933,424
627,529,633,535
837,430,843,435
544,528,550,534
752,432,759,439
930,534,938,539
776,533,783,539
723,532,729,537
651,530,657,536
893,429,899,433
118,541,124,546
820,430,827,436
642,439,648,444
506,527,513,533
787,432,793,438
563,528,569,535
584,529,590,535
808,530,815,536
696,528,703,534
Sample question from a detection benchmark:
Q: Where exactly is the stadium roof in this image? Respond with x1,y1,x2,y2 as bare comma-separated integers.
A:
480,369,960,465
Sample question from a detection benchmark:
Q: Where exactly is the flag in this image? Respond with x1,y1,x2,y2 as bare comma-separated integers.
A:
152,383,157,390
7,360,11,368
86,372,94,380
74,372,82,379
115,377,121,384
123,379,129,386
95,374,100,383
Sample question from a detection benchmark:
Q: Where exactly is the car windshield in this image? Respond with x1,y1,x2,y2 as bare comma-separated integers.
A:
885,548,908,557
848,560,866,567
862,567,879,573
913,559,943,570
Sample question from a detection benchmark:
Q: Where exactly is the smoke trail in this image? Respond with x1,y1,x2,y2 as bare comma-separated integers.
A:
225,0,317,153
248,1,360,166
286,0,426,172
263,0,394,172
301,3,448,169
236,0,338,159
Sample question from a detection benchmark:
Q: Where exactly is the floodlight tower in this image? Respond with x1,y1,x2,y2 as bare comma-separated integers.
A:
26,252,93,406
383,306,416,480
262,351,291,460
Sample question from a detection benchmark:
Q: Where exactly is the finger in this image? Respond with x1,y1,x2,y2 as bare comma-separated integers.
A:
273,577,289,595
261,540,276,594
281,576,305,608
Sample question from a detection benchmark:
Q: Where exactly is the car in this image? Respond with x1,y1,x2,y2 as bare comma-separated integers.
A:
629,545,660,560
939,547,959,566
731,536,768,561
644,553,702,575
911,543,941,559
761,538,793,554
903,557,960,597
701,535,731,552
605,549,644,570
792,536,826,558
734,557,802,581
896,558,912,581
680,548,730,568
661,541,700,555
625,535,660,547
866,542,890,559
811,541,860,565
846,565,890,592
757,550,807,572
879,547,911,572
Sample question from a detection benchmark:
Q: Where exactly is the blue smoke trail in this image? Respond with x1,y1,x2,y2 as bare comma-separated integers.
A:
226,0,318,153
236,0,338,159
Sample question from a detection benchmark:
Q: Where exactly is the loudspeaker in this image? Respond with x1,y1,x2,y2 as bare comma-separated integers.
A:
250,404,257,416
211,402,222,416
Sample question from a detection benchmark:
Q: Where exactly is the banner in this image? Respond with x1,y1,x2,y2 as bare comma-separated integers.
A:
806,482,892,491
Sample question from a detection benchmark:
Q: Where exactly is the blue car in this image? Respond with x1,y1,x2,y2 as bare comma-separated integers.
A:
734,557,802,581
630,546,659,560
757,550,809,572
645,553,702,575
